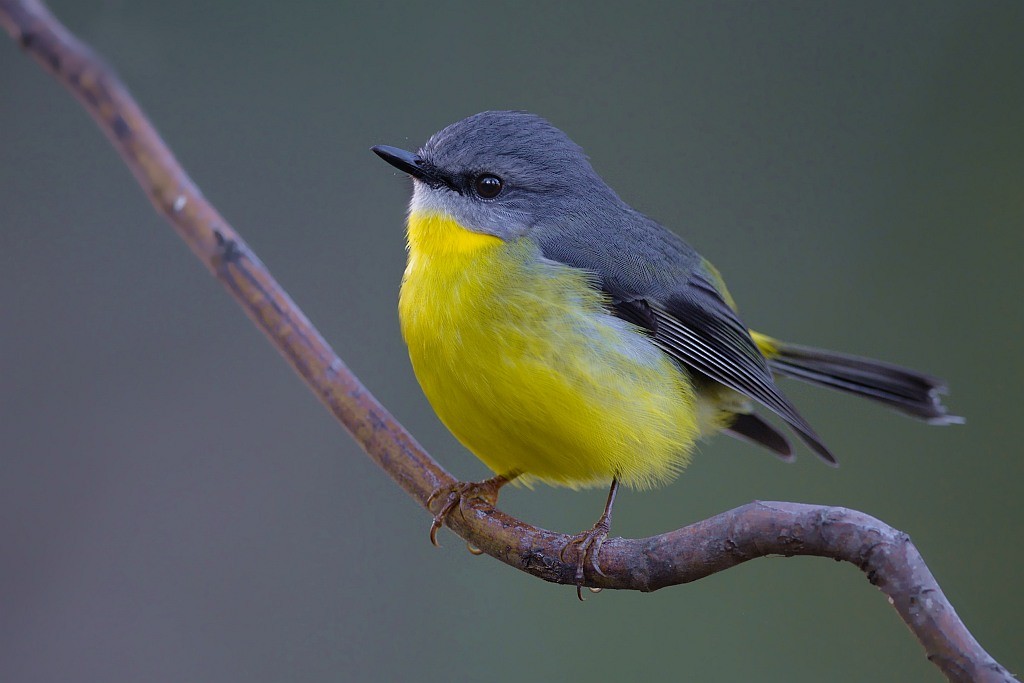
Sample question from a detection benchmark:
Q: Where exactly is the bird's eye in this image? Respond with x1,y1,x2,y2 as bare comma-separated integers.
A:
473,174,503,199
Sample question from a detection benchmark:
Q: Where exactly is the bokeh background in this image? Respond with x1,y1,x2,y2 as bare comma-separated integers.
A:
2,2,1021,681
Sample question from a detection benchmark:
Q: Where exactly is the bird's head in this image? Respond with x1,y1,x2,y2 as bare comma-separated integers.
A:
373,110,614,241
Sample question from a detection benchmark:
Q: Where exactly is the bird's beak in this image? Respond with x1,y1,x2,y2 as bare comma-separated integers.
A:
371,145,440,186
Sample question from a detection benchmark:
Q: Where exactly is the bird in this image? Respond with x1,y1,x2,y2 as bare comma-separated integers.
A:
371,110,961,596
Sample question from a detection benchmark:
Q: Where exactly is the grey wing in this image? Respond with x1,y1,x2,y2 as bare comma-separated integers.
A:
535,221,835,464
630,272,835,464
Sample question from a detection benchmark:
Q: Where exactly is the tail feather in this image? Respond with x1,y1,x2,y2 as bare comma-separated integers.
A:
723,412,794,461
765,341,964,425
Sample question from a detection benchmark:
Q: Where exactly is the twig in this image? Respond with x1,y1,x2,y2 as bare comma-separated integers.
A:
0,2,1013,681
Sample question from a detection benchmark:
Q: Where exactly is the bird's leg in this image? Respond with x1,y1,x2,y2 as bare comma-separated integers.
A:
561,478,620,600
427,472,517,546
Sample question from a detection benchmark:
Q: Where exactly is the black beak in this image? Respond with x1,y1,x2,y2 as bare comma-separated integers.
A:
371,145,439,185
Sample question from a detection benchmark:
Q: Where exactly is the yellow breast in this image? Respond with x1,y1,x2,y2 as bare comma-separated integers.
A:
398,211,700,489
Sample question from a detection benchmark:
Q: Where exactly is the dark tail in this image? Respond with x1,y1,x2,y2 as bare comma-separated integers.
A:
765,341,964,425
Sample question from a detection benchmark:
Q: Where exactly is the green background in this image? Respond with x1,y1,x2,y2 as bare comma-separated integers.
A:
2,2,1021,681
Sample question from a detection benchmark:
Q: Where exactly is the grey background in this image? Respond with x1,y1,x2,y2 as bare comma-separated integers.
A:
2,2,1021,681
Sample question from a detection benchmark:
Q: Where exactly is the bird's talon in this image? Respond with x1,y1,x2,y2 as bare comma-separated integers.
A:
426,487,462,546
558,539,573,564
429,516,443,547
425,474,513,546
591,536,608,577
562,523,610,600
558,480,620,599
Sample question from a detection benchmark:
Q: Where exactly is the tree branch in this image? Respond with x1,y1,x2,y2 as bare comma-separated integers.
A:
1,2,1013,681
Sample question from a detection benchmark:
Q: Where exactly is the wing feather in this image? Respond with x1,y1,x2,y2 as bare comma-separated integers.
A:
534,221,835,464
614,273,836,464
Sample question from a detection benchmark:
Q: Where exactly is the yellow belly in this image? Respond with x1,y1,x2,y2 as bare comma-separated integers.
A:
399,212,700,489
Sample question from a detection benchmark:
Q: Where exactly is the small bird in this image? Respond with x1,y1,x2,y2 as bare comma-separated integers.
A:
372,111,961,595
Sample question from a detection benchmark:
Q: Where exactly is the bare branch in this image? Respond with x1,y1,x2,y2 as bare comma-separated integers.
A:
0,2,1013,681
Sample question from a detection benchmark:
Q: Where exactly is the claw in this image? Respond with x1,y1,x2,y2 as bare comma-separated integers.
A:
425,473,514,546
428,490,461,546
562,520,611,600
561,479,619,600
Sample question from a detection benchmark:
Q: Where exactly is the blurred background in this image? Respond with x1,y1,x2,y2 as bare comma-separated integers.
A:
2,2,1021,681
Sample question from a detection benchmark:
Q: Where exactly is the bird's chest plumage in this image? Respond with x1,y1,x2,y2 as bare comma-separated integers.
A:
398,212,699,489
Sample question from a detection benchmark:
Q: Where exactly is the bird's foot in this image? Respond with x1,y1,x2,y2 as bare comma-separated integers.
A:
426,474,511,546
560,479,619,600
560,514,612,601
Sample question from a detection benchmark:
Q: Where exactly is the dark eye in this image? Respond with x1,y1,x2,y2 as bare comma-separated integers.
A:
473,174,503,199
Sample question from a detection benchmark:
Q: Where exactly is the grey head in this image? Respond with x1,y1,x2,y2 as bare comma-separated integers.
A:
372,110,635,242
373,110,703,298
